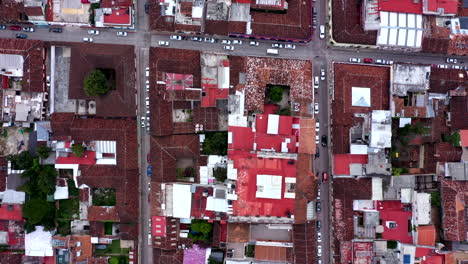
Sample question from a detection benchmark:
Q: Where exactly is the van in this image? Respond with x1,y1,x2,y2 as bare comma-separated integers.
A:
266,49,279,55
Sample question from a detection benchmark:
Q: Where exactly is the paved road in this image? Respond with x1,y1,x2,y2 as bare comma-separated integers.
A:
0,4,465,264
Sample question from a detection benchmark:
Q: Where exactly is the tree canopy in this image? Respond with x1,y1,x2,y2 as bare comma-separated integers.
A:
202,132,227,156
7,151,35,170
267,85,284,103
71,144,85,157
23,198,55,226
83,69,110,96
20,160,57,198
188,219,213,244
36,145,52,159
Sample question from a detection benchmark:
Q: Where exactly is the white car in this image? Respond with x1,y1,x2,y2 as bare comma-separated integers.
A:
314,76,319,89
83,37,93,42
232,39,242,45
191,36,202,42
386,60,394,65
141,117,146,128
349,57,361,63
170,35,182,40
88,30,99,35
145,97,150,108
317,188,321,199
319,25,325,39
446,58,457,64
285,44,296,49
204,37,216,43
223,45,234,51
317,232,322,243
117,31,128,37
272,43,283,48
316,122,320,132
317,245,322,257
314,103,319,114
221,39,231,44
315,135,319,144
375,59,386,64
22,27,34,32
437,64,448,69
146,80,150,84
249,41,259,46
452,65,461,69
145,67,150,77
158,40,169,46
146,84,150,92
320,68,326,80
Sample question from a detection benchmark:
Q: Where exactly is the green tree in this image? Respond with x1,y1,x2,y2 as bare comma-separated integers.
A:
83,69,109,96
213,167,227,183
23,198,55,225
71,144,85,157
267,85,284,103
431,191,441,207
7,151,35,170
36,145,52,159
442,132,461,147
202,132,227,156
189,219,213,243
109,257,119,264
387,240,398,249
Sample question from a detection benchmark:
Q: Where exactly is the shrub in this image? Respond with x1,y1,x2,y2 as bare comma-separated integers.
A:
36,145,52,159
71,144,85,157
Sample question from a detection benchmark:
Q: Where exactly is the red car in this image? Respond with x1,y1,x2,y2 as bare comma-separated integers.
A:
363,58,373,63
322,172,328,183
9,25,21,31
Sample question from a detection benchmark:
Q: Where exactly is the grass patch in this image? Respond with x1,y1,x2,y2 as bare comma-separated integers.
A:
104,222,113,235
57,198,79,220
92,188,116,206
95,240,130,255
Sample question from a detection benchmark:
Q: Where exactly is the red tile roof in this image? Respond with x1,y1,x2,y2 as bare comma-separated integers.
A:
87,206,119,221
450,94,468,131
333,154,368,175
0,0,25,22
378,0,423,13
298,118,316,155
425,0,458,14
377,201,413,244
441,179,468,241
353,242,373,264
0,39,45,93
460,130,468,147
103,7,131,25
293,222,317,264
417,225,436,246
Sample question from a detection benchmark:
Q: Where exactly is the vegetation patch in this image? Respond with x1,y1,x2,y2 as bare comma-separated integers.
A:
83,69,115,96
36,145,52,159
71,144,85,157
188,219,213,244
57,198,79,220
104,222,114,235
92,188,116,206
202,132,228,156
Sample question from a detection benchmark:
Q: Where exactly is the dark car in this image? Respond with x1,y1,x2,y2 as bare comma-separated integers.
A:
10,25,21,31
316,220,321,230
15,33,27,39
147,165,152,177
146,153,150,163
322,172,328,183
49,27,63,33
315,147,320,159
321,135,327,147
316,201,321,212
0,25,6,30
144,3,149,13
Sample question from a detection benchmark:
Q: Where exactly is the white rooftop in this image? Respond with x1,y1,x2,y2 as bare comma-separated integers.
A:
372,177,383,201
351,87,371,107
267,114,280,135
414,192,431,225
370,110,392,149
2,190,25,204
172,184,192,218
95,140,117,165
25,226,53,257
54,186,69,200
377,11,423,49
256,174,282,199
0,54,24,77
206,197,228,212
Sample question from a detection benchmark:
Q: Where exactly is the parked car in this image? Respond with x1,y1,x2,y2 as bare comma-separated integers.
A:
249,41,259,46
145,97,149,108
15,33,27,39
88,29,99,35
285,44,296,49
314,103,319,114
322,172,328,183
0,25,6,30
141,117,146,128
223,45,234,51
147,165,152,177
452,65,461,70
204,37,216,43
314,76,319,90
316,201,321,212
22,27,34,32
158,40,169,46
318,258,322,264
363,58,373,63
147,153,151,163
272,43,283,48
321,135,327,147
317,245,322,257
349,57,361,63
437,64,448,69
147,181,151,191
316,221,321,230
446,58,457,64
375,59,386,64
82,37,93,42
319,25,325,39
317,188,321,199
144,2,150,13
117,31,128,37
315,135,319,145
232,39,242,45
170,35,182,40
316,121,320,133
386,60,394,65
221,39,231,44
317,232,322,243
320,68,326,81
146,84,150,92
9,25,21,31
145,67,150,77
315,147,320,159
191,36,202,42
49,27,63,33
